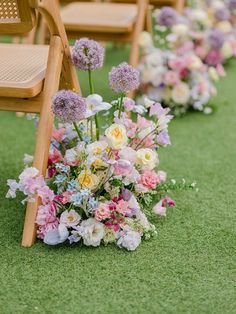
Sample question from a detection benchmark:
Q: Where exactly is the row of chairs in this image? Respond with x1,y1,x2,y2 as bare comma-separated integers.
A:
0,0,184,247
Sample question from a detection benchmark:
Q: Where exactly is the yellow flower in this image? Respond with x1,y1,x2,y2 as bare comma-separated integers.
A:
92,159,104,170
77,170,99,190
105,124,128,150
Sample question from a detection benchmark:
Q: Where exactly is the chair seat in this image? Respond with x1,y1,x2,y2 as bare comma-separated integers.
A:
61,3,138,33
0,44,49,98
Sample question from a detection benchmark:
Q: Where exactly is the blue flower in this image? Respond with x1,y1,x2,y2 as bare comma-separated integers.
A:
56,163,70,173
54,174,66,185
88,197,98,212
80,189,91,198
71,192,82,206
67,179,78,192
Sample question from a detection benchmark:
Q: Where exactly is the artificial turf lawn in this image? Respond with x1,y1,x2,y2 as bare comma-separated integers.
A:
0,46,236,314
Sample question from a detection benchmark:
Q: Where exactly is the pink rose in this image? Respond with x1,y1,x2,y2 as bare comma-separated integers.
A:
205,50,222,66
140,170,160,189
95,203,111,221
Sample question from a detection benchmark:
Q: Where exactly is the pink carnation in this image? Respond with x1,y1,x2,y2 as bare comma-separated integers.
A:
36,203,59,239
116,199,130,215
95,203,111,221
140,170,160,189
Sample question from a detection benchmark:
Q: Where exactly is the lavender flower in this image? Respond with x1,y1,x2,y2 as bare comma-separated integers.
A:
214,8,230,21
208,29,225,49
228,0,236,10
72,38,105,71
52,90,86,123
157,7,178,27
109,62,140,93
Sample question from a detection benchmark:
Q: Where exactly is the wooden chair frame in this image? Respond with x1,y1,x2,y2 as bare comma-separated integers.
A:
0,0,80,247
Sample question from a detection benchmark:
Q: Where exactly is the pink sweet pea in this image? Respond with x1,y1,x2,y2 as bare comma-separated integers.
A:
153,201,167,216
113,159,133,176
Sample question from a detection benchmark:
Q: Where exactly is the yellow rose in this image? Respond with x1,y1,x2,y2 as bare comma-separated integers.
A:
187,56,202,70
136,148,159,170
91,159,104,170
105,124,128,150
77,170,99,190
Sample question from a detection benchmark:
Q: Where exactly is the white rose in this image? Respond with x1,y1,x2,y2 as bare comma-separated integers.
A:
105,124,128,150
138,31,153,48
81,218,104,247
136,148,159,170
221,42,233,60
172,82,190,105
171,24,189,37
187,55,203,70
117,230,141,251
87,140,108,156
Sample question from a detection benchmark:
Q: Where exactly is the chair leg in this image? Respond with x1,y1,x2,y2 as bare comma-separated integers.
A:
21,36,64,247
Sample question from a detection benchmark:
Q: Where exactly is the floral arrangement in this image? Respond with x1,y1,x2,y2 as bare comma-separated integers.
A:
153,5,236,68
6,38,182,251
138,32,217,116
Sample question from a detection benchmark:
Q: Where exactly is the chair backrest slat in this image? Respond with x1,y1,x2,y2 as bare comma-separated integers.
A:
0,0,35,34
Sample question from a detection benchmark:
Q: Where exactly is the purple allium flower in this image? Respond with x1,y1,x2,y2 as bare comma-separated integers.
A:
157,7,178,27
208,29,225,49
214,8,230,21
52,90,86,123
228,0,236,10
72,38,105,71
109,62,140,93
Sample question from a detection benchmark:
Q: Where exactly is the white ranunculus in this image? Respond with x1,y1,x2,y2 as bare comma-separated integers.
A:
44,224,69,245
105,124,128,150
117,230,141,251
172,82,190,105
81,218,104,247
136,148,159,170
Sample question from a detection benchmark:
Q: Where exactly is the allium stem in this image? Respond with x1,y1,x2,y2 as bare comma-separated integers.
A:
73,122,83,141
118,93,125,118
88,69,100,140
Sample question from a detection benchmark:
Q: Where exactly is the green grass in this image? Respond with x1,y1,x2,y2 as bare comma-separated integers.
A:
0,48,236,314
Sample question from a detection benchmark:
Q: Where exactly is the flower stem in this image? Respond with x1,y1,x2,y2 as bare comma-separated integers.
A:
118,93,125,118
88,69,99,140
73,122,83,141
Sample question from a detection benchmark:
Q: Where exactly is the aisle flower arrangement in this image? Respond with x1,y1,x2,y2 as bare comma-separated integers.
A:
153,5,236,67
138,33,217,116
6,39,181,251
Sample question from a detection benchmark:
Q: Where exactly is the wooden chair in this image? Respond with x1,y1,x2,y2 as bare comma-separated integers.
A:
57,0,149,68
111,0,185,13
0,0,80,247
